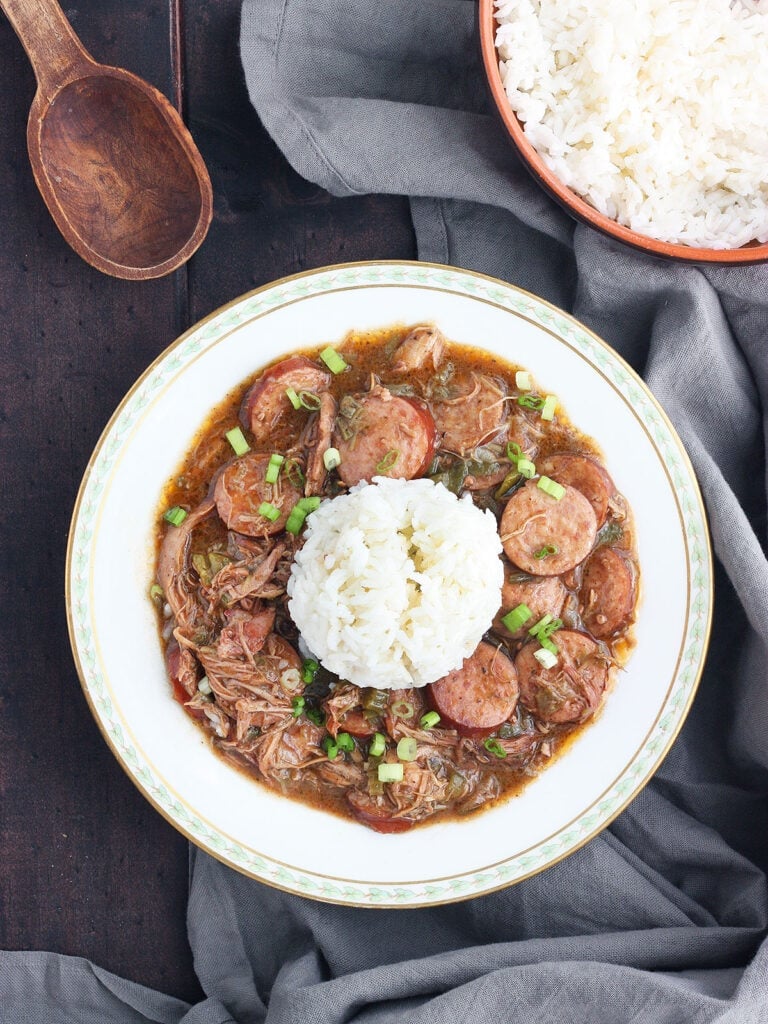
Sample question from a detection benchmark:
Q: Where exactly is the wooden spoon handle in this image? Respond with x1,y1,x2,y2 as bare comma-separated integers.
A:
1,0,94,104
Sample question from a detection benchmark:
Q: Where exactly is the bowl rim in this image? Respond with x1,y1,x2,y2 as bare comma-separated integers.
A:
478,0,768,265
65,259,714,907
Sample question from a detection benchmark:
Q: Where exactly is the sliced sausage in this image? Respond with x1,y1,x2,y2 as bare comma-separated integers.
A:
427,641,518,738
240,355,330,445
579,546,636,639
347,790,414,833
391,324,445,373
515,630,608,724
214,452,303,536
433,372,507,456
500,479,597,575
536,453,615,529
493,571,567,640
333,385,437,487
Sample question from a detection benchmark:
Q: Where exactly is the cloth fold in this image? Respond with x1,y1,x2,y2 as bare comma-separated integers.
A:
3,0,767,1021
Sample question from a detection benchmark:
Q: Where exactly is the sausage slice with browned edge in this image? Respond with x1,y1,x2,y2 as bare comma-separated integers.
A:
500,478,597,575
579,546,636,639
240,355,331,445
214,452,303,536
333,384,437,487
515,631,608,724
536,452,615,529
427,641,518,737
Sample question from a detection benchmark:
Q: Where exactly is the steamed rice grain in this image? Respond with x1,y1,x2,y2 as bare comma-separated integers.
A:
494,0,768,248
287,477,503,689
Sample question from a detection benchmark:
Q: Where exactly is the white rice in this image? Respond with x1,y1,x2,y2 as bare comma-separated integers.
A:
495,0,768,248
287,477,503,689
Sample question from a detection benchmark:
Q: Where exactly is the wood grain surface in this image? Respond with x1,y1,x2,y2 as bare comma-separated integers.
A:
0,0,415,1001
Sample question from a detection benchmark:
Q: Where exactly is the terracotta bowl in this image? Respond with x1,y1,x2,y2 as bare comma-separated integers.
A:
478,0,768,265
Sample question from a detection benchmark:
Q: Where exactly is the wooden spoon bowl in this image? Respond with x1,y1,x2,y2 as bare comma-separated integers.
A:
3,0,213,279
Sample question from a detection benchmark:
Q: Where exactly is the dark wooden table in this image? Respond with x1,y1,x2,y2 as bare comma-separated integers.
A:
0,1,414,1001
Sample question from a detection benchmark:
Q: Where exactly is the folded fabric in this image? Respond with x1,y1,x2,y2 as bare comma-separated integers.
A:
2,1,766,1021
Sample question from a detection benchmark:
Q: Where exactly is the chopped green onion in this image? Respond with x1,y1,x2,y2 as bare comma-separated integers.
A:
375,449,400,474
534,647,559,670
149,583,164,605
539,636,560,655
517,458,536,479
518,394,544,410
391,700,414,719
285,506,307,535
163,506,188,527
529,614,553,636
336,732,355,752
420,711,441,730
198,676,212,696
494,469,521,500
298,390,322,410
533,545,559,560
322,736,339,761
516,370,532,391
305,707,325,727
319,346,348,374
368,733,386,757
284,459,305,488
301,658,319,684
297,496,321,514
506,442,523,462
291,695,306,718
265,453,284,484
285,387,302,410
541,395,558,421
257,502,281,522
225,426,250,456
483,738,507,759
537,476,566,501
397,737,418,762
501,603,532,633
323,447,341,471
378,762,404,783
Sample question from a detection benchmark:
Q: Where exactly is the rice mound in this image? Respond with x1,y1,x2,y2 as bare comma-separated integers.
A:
287,477,503,689
494,0,768,249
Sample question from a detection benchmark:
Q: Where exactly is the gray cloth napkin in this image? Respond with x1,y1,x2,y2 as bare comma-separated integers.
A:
3,1,767,1021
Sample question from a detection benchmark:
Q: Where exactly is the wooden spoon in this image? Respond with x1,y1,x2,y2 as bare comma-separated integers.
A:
1,0,213,279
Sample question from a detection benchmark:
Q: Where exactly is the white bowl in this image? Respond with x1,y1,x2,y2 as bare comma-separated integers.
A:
66,261,712,907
